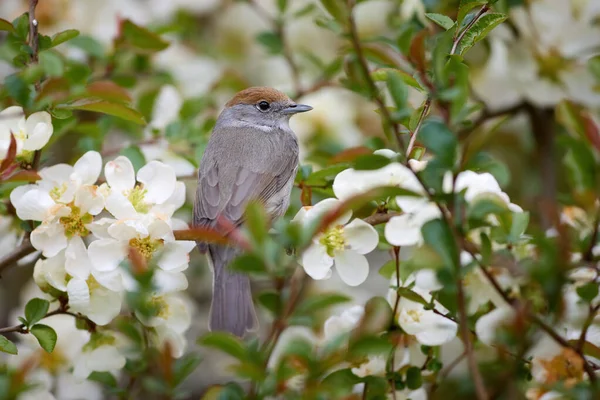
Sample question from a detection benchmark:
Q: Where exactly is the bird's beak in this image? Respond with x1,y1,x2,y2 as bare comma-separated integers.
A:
282,104,313,114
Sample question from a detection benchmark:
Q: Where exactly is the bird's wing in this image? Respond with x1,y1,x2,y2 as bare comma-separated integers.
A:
193,125,298,235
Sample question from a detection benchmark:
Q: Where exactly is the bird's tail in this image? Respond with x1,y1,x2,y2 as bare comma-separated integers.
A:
207,244,258,337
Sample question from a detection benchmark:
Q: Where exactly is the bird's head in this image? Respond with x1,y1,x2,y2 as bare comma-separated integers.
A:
218,87,312,130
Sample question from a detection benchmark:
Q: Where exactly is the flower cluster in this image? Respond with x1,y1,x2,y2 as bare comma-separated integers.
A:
9,150,195,381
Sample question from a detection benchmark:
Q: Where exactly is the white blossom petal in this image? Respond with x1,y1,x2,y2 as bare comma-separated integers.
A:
88,239,127,272
157,241,195,271
334,249,370,286
137,160,176,204
11,188,54,221
105,191,138,220
301,243,333,280
67,278,91,312
475,306,516,346
343,218,379,254
105,156,135,193
23,111,53,151
72,151,102,185
65,236,91,280
31,223,68,257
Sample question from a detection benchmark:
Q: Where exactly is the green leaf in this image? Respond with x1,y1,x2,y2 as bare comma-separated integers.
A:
397,287,429,305
0,335,18,355
419,120,457,167
422,219,459,271
228,253,267,274
39,51,64,77
258,291,280,315
62,99,146,124
457,0,487,28
277,0,288,12
319,0,348,23
120,146,146,172
68,35,106,59
378,260,397,279
30,324,57,353
88,371,118,387
173,353,202,386
51,29,80,47
12,13,29,39
589,55,600,81
577,283,599,303
304,165,348,186
508,212,529,243
0,18,15,33
117,20,169,54
354,154,392,170
425,13,455,30
387,69,408,110
349,336,393,358
244,201,269,245
5,74,31,106
24,298,49,327
86,81,132,104
564,139,596,194
458,13,508,55
294,293,351,317
256,31,283,54
467,192,509,221
371,68,423,91
406,366,422,389
353,297,392,337
199,332,248,361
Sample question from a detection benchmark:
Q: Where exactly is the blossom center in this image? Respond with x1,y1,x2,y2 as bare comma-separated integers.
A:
59,206,92,238
38,346,68,373
129,236,163,260
150,296,170,319
49,182,68,201
319,225,346,257
535,49,571,83
127,186,150,213
406,309,422,323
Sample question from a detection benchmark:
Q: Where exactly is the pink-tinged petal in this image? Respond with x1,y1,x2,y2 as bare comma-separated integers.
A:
105,156,135,193
301,243,333,280
88,239,127,272
137,160,176,204
11,188,55,221
334,250,369,286
157,241,195,271
72,151,102,185
31,223,67,257
105,191,137,220
343,218,379,254
23,111,53,151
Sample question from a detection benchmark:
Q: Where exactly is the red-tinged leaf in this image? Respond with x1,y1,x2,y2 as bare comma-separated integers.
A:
127,246,147,275
0,133,17,173
409,30,428,73
4,170,41,182
86,81,132,104
328,146,373,164
115,19,169,54
173,228,231,245
61,99,145,125
582,112,600,153
35,77,71,103
301,186,312,206
0,18,15,33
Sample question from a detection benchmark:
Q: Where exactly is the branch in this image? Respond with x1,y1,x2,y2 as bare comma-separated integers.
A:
406,98,431,158
450,5,490,55
458,103,526,140
363,212,401,226
0,308,92,335
0,239,36,277
28,0,39,65
346,0,405,151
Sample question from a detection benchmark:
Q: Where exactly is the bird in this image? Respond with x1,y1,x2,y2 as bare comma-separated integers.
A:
193,87,312,337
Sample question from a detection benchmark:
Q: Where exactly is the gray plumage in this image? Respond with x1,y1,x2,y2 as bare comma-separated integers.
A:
193,87,311,337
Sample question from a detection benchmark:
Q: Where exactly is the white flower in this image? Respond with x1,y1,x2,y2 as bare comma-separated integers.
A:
295,199,379,286
475,306,516,346
141,294,192,358
104,156,179,219
10,152,105,257
72,332,127,380
0,106,53,160
384,203,441,247
388,275,458,346
332,152,422,201
88,215,195,274
323,305,365,340
352,355,387,377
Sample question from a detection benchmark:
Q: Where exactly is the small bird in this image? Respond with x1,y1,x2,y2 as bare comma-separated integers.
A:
193,87,312,337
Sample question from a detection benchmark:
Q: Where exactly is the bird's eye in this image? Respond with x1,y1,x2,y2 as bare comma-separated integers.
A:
257,101,271,111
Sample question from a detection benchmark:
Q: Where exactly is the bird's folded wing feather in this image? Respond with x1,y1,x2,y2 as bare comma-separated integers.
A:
193,125,298,235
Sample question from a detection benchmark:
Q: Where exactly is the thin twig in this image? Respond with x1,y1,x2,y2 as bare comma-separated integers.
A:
0,307,89,334
0,239,36,277
450,5,490,55
457,103,526,140
405,98,431,158
346,0,405,151
577,304,600,352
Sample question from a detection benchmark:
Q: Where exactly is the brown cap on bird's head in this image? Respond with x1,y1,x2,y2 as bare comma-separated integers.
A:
225,87,292,108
